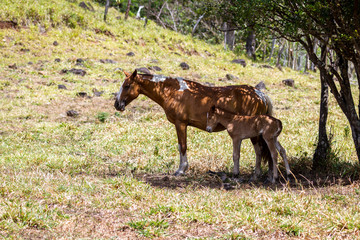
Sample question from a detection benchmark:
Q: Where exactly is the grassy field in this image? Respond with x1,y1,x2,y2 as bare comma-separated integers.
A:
0,0,360,239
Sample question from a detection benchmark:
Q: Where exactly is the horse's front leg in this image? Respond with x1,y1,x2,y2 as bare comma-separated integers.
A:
232,138,242,177
174,122,188,176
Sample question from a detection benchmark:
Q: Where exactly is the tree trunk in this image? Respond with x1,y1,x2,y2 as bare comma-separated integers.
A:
125,0,131,20
268,38,276,62
305,37,360,163
246,30,256,60
313,43,330,169
104,0,110,22
192,13,205,36
262,41,267,61
144,0,152,27
337,56,360,162
277,40,285,66
283,41,288,66
313,73,330,169
310,39,318,71
287,42,293,68
165,2,177,32
349,121,360,163
223,22,235,51
304,54,309,72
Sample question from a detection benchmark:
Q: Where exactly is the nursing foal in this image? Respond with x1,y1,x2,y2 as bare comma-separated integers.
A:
206,106,291,183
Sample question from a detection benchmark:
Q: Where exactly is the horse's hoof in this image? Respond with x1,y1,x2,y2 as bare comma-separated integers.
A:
249,175,259,183
284,174,293,183
223,183,234,190
174,171,184,176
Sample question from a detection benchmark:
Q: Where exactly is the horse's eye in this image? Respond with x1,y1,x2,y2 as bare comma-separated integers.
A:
124,85,130,89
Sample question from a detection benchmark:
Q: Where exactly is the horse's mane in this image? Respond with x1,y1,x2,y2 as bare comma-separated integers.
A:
139,73,211,89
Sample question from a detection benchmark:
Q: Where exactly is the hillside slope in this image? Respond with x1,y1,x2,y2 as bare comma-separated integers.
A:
0,0,358,239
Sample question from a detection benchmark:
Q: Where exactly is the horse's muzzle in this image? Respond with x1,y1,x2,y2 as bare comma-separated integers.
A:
206,126,212,133
114,100,126,111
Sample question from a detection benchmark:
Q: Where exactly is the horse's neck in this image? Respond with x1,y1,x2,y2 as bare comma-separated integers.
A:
216,112,235,130
138,80,166,106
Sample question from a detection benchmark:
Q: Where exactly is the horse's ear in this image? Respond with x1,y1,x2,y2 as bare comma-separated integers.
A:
123,70,131,77
130,70,138,79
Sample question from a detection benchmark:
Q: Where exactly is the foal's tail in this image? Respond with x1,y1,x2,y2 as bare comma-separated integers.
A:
264,94,274,116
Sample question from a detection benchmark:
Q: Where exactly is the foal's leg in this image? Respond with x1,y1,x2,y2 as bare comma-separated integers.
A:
174,122,188,176
264,138,279,183
276,140,291,180
232,138,242,177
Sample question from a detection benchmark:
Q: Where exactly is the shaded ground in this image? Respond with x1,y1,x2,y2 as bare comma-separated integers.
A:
136,169,357,192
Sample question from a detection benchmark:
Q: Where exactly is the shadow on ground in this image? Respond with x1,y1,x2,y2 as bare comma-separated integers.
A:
133,157,360,191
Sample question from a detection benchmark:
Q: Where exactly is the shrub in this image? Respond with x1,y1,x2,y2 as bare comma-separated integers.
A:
96,112,109,123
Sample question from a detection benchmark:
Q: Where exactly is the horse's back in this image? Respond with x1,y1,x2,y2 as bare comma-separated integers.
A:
213,85,269,116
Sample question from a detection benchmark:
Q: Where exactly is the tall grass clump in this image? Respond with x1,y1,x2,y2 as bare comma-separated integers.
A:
0,0,91,29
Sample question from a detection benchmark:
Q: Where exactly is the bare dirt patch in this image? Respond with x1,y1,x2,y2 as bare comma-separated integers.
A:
12,209,137,239
0,20,18,29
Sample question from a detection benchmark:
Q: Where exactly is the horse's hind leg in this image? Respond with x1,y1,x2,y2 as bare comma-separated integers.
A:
249,138,262,182
276,140,291,180
174,123,188,176
264,138,279,183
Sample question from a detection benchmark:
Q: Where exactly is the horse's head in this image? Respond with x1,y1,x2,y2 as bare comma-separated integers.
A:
114,70,141,111
206,105,219,133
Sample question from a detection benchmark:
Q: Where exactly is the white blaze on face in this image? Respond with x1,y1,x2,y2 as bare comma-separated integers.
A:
116,86,123,102
176,77,189,91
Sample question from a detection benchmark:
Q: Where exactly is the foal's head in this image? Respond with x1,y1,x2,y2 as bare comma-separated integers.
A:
114,70,141,111
206,106,220,133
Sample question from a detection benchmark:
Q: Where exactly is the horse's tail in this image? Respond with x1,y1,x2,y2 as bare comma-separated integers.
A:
262,93,274,166
260,135,273,166
264,94,274,116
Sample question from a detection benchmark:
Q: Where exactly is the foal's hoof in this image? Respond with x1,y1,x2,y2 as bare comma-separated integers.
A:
232,177,245,184
263,177,276,185
232,173,240,178
263,179,271,185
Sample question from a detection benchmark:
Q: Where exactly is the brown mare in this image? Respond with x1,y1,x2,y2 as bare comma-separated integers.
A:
206,106,291,183
114,70,273,178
